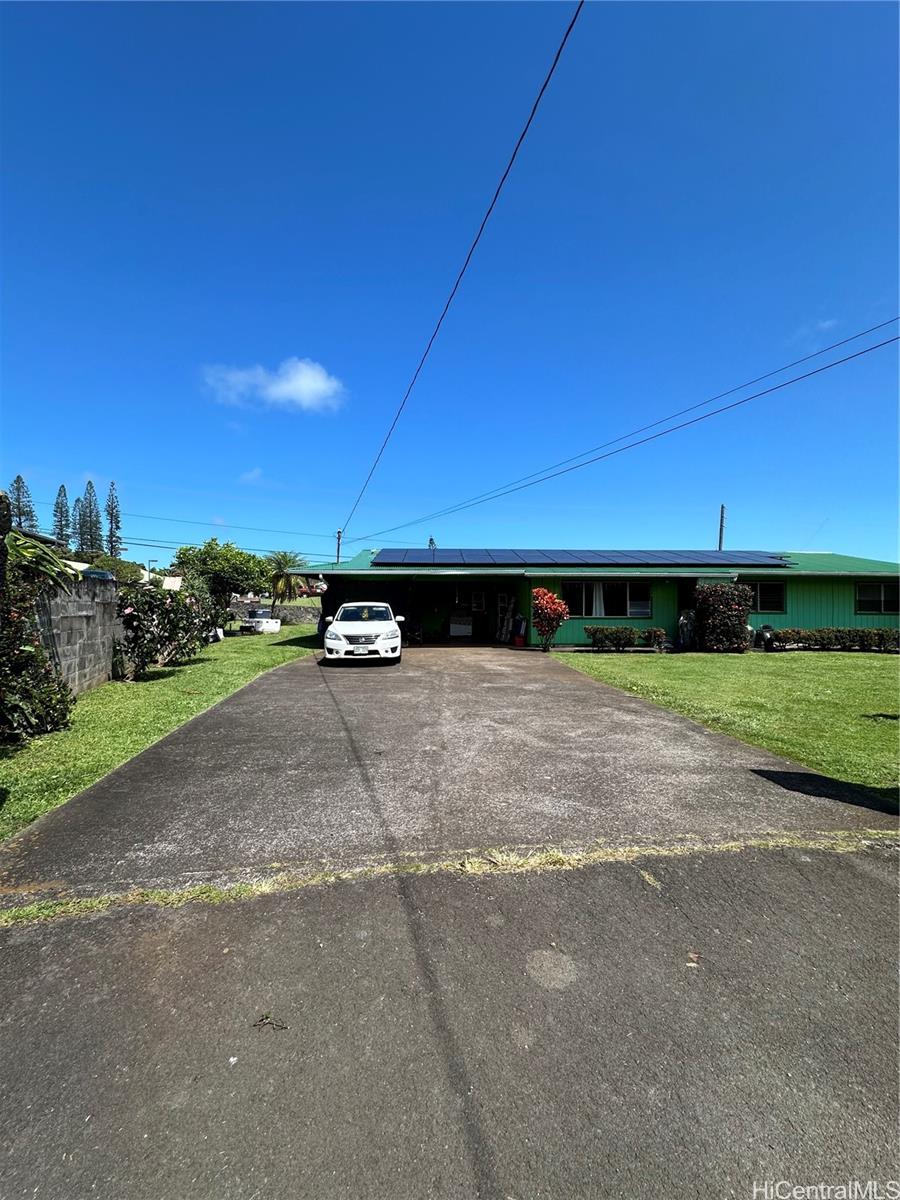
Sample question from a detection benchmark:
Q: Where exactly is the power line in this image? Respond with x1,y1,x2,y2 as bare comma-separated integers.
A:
351,334,898,539
350,317,899,541
339,0,585,535
30,499,413,544
41,529,326,560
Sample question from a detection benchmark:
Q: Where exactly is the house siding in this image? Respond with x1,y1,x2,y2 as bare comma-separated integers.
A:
742,576,900,632
528,577,680,646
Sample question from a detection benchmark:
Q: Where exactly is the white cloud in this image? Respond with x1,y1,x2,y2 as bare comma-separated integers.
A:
238,467,263,485
787,318,839,347
203,357,344,413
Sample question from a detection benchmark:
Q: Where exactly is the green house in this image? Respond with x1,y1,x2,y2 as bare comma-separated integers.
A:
301,548,899,647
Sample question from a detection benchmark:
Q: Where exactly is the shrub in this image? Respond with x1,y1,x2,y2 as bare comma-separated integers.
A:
694,583,753,653
532,588,569,652
584,625,636,651
0,569,73,742
89,554,145,584
117,584,212,678
584,625,668,651
768,626,898,652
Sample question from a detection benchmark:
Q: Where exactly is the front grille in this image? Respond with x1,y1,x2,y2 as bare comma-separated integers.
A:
345,634,378,645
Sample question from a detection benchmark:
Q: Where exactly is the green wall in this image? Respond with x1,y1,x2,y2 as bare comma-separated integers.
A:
527,574,898,646
528,577,680,646
742,577,900,631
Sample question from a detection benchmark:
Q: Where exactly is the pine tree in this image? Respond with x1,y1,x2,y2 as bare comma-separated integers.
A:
71,498,85,555
105,481,122,558
81,481,104,555
52,485,71,547
8,475,38,532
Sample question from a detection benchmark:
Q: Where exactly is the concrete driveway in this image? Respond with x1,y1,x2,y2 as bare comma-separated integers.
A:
0,647,893,906
2,648,898,1198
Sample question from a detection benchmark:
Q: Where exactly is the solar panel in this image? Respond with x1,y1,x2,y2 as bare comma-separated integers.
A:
370,549,407,564
369,548,790,568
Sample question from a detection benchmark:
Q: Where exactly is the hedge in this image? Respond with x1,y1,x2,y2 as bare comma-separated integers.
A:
694,583,753,653
583,626,667,651
768,627,899,652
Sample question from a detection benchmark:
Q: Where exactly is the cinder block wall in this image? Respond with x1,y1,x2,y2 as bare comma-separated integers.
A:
36,578,122,696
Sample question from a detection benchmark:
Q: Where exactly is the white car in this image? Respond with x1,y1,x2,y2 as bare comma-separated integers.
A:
323,602,404,663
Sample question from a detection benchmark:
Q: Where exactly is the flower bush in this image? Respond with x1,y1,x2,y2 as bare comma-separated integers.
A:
694,583,753,653
0,569,73,742
117,583,214,678
532,588,569,652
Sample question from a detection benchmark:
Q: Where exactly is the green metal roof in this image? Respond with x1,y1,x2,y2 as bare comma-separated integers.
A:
775,552,899,575
296,548,898,578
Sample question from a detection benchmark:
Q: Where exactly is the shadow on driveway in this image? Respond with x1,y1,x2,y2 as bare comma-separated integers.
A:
752,770,899,816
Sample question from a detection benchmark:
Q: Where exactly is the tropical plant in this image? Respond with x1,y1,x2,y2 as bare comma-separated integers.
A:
171,539,271,608
105,481,122,558
0,568,74,741
266,550,308,619
117,583,212,678
8,475,37,532
693,583,753,653
89,553,144,584
6,529,78,592
52,485,71,547
532,587,570,652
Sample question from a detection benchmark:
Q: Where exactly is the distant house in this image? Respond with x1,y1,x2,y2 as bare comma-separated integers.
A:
296,548,899,646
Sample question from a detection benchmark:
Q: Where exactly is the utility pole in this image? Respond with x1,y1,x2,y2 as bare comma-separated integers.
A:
717,504,726,552
335,529,342,565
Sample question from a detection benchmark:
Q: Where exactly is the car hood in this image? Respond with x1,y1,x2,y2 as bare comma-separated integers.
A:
332,621,397,636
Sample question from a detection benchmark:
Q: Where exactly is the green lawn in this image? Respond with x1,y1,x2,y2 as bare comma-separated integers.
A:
0,629,317,842
554,651,899,794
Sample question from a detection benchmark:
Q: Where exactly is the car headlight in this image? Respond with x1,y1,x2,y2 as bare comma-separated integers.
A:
380,629,400,640
325,629,343,641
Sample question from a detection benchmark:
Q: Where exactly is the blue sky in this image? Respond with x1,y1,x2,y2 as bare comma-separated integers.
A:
2,1,897,565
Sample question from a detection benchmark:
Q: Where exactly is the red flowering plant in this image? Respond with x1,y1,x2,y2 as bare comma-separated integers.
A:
532,587,570,652
693,583,753,653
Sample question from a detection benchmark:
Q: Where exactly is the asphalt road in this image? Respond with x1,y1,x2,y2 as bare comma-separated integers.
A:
0,648,893,906
1,648,897,1198
2,843,898,1199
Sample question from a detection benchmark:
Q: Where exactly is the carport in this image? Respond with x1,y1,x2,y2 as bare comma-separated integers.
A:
313,561,533,644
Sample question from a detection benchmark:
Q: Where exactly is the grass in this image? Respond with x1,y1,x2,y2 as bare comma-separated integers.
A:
0,629,317,843
280,596,321,608
554,650,900,792
2,827,895,927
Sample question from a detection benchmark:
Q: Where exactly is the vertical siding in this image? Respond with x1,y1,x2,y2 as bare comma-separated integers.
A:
744,577,900,631
526,578,680,646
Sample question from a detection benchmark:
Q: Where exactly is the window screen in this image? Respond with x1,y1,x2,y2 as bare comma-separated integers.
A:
883,583,899,614
602,581,628,617
756,582,785,613
628,582,652,617
856,583,883,614
561,580,586,615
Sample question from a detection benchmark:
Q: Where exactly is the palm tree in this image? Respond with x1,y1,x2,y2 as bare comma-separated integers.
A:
266,550,307,621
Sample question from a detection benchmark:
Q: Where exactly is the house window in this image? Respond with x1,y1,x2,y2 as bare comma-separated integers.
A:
856,582,899,614
749,581,786,613
559,579,652,618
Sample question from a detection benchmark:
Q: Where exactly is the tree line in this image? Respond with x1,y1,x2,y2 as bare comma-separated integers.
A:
8,474,122,558
6,475,309,609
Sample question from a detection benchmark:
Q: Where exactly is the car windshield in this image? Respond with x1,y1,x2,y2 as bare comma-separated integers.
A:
336,605,392,623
